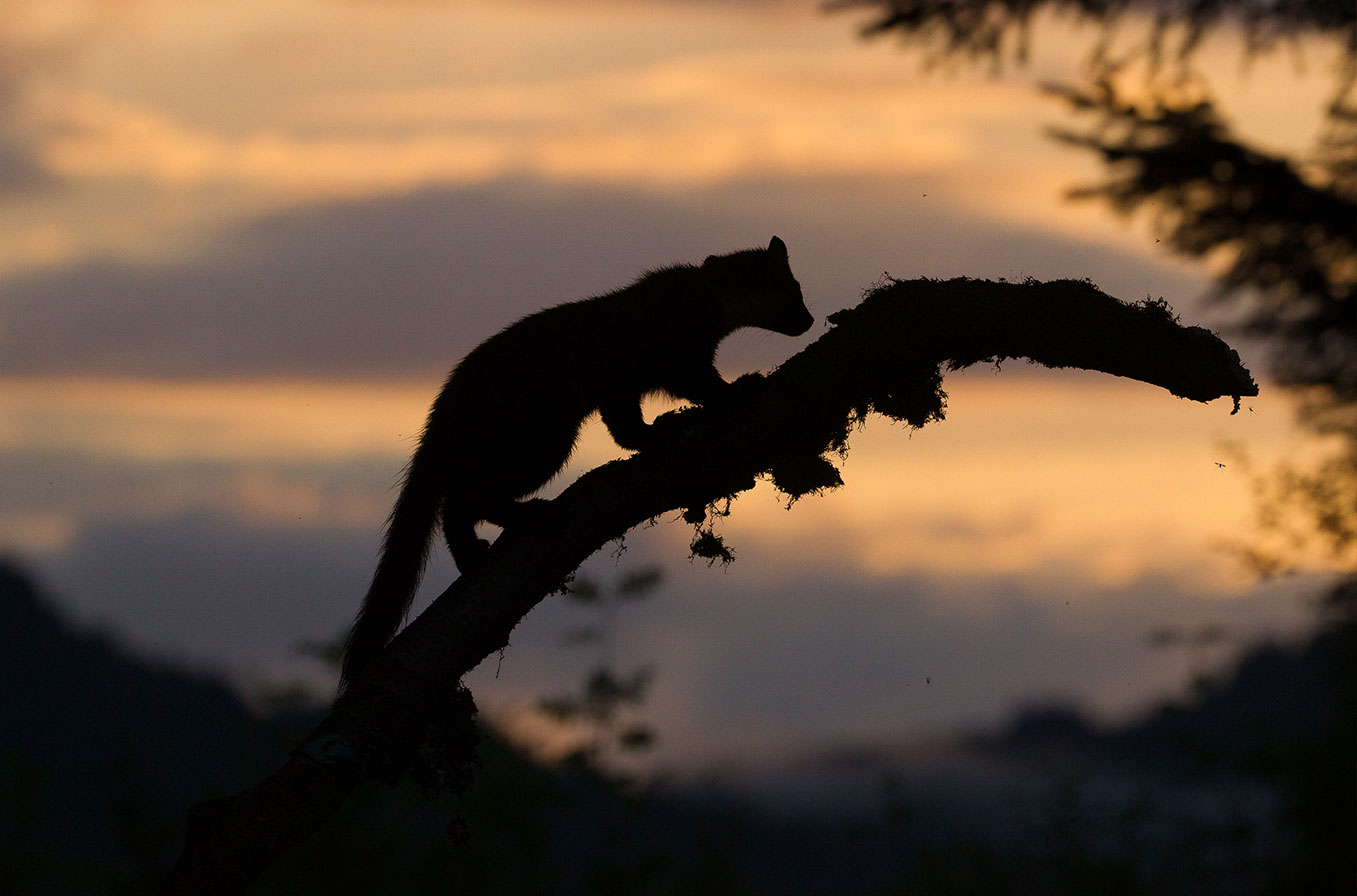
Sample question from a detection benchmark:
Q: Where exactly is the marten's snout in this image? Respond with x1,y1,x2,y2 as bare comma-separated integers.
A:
774,293,814,336
781,308,814,336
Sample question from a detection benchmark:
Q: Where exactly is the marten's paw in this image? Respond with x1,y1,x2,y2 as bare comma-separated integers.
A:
646,412,696,448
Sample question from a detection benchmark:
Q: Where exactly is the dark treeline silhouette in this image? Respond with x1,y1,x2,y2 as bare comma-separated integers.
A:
0,562,296,895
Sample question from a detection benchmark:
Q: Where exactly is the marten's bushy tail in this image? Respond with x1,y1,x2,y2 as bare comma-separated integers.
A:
339,436,444,691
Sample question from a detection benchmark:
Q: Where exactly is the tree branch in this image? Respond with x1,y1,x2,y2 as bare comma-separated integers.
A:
161,276,1256,895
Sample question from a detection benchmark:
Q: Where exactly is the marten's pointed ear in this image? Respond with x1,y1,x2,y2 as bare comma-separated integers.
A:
768,236,787,259
702,254,718,267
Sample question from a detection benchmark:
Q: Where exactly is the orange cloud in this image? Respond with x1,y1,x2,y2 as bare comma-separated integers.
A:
38,51,985,196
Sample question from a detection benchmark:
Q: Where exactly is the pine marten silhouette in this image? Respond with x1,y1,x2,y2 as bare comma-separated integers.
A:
340,236,812,688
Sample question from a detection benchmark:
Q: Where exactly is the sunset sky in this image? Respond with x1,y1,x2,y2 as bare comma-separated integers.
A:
0,0,1344,769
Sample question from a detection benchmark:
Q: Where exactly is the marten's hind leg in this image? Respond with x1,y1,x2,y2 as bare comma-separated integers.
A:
440,505,490,574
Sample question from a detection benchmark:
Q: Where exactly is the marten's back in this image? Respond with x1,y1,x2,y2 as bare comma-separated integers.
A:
440,265,720,423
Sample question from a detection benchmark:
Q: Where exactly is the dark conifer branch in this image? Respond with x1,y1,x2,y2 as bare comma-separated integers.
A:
162,276,1256,895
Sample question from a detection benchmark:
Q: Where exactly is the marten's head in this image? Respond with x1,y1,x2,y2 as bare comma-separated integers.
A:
702,236,813,337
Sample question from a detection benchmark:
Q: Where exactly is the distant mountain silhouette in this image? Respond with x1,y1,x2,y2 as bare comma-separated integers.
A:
971,592,1354,893
0,561,301,894
978,626,1347,771
0,561,767,895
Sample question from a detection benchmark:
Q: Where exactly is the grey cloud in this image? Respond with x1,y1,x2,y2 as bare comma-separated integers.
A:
0,135,54,195
43,509,377,672
0,27,72,197
1,181,741,379
0,445,396,533
0,176,1211,380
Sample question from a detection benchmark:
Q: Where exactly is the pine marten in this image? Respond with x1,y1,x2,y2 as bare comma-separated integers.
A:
340,236,812,687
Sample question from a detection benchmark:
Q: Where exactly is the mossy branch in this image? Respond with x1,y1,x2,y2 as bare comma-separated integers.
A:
162,276,1256,895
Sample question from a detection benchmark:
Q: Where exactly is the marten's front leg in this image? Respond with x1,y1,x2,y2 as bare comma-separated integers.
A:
672,366,768,414
668,363,729,406
600,395,650,451
440,506,490,573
